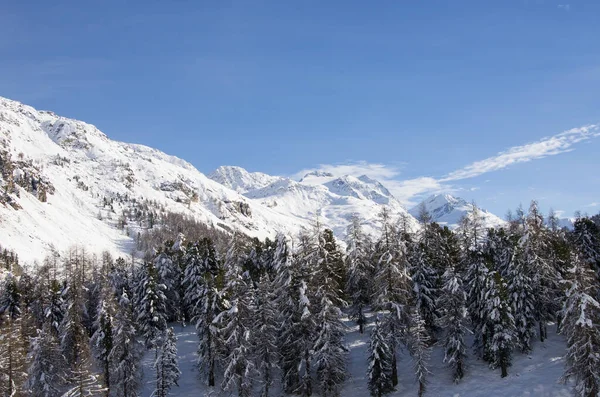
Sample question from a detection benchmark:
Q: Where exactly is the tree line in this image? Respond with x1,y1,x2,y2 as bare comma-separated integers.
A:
0,201,599,396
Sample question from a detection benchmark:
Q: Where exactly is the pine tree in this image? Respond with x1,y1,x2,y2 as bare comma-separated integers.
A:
59,276,88,374
410,244,439,337
296,280,316,397
465,245,489,359
483,270,515,377
560,253,600,397
217,236,255,397
345,215,374,334
154,245,183,323
572,217,600,283
109,290,142,397
372,207,412,388
506,246,537,353
522,201,558,342
153,327,180,397
367,318,393,397
252,273,279,397
91,282,116,395
0,272,27,397
193,238,223,387
135,260,167,350
437,265,468,383
26,323,62,397
407,309,431,397
314,288,347,397
274,234,303,394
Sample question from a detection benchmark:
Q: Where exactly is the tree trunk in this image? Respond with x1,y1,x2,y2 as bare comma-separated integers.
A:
391,346,398,387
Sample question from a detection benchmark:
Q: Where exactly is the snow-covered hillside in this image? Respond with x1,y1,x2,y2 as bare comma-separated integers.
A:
0,97,309,263
209,166,420,239
410,194,505,229
0,96,512,265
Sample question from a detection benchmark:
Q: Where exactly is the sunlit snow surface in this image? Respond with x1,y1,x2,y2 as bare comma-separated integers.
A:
141,315,573,396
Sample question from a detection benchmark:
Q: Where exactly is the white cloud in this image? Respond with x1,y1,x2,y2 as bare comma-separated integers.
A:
294,124,600,208
554,209,566,218
291,161,402,181
441,125,599,182
558,4,571,11
587,202,599,207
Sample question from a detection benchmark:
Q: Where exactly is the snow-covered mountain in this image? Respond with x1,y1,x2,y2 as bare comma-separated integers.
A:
0,96,421,265
1,96,512,265
209,166,419,239
0,96,311,264
409,194,505,229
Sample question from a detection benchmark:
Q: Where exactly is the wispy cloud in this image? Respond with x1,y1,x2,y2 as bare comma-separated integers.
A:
557,4,571,11
440,125,599,181
292,161,403,182
587,202,599,208
295,125,600,207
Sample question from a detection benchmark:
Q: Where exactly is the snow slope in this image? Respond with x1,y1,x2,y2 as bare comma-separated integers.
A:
210,166,421,240
0,96,309,264
141,316,573,397
410,194,506,230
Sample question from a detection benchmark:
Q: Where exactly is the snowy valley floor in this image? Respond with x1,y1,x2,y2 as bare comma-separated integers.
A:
141,314,574,397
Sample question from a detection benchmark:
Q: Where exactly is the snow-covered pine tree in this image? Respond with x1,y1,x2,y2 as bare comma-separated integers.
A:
485,228,514,279
437,265,468,383
407,308,431,397
59,272,89,376
183,241,204,325
135,260,167,350
135,259,168,394
522,201,558,342
373,207,412,388
0,271,21,321
321,228,347,305
26,323,62,397
313,286,347,397
154,244,183,323
217,235,255,397
252,273,279,397
274,234,303,394
62,289,106,397
91,282,116,394
45,279,65,338
410,244,439,337
506,244,537,353
0,272,27,397
109,290,142,397
466,242,490,359
482,270,515,377
547,209,571,331
346,214,374,334
572,217,600,283
194,238,223,387
560,252,600,397
297,280,317,397
154,327,180,397
367,318,393,397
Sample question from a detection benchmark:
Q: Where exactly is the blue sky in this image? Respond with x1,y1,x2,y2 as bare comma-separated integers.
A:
1,0,599,217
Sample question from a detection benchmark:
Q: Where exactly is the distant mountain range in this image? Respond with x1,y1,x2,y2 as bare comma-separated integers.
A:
1,95,570,264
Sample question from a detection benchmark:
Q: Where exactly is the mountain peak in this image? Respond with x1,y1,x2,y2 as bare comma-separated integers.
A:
410,194,504,229
209,165,282,193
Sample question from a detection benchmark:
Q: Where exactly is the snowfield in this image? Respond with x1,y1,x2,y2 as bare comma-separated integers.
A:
141,316,573,397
